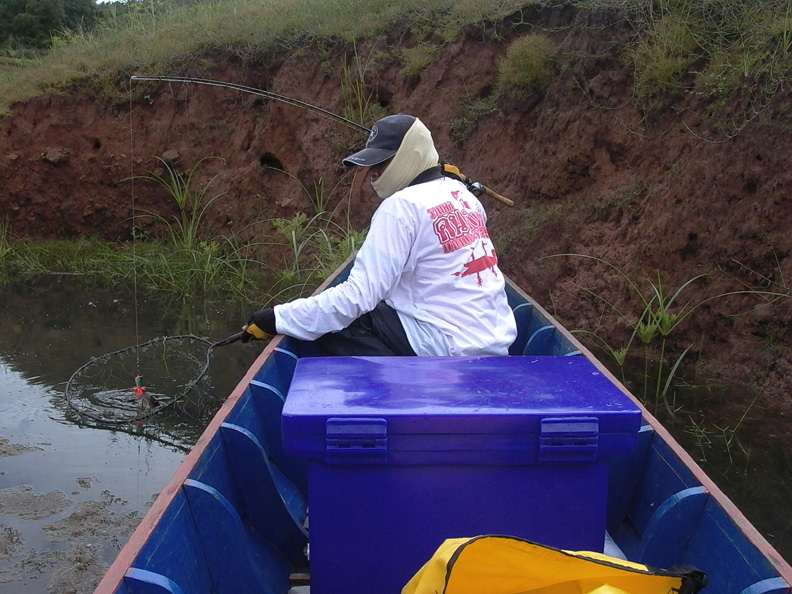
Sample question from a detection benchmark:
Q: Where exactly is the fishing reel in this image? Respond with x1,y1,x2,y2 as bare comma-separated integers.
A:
440,162,513,207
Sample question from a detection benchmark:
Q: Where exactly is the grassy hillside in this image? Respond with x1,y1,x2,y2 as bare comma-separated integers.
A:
2,0,792,117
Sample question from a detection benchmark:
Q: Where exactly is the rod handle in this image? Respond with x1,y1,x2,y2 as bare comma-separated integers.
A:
482,185,515,207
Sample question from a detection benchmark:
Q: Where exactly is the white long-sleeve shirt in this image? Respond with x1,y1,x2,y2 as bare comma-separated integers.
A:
275,176,517,356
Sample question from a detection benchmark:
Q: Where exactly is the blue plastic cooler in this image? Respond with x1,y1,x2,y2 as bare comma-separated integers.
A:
282,356,642,594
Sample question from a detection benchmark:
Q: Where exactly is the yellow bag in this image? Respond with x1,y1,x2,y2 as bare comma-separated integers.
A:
403,535,707,594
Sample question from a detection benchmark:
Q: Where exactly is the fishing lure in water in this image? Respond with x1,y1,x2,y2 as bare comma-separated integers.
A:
132,375,147,398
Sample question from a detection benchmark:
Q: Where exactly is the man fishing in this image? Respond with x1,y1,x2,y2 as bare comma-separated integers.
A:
243,113,516,356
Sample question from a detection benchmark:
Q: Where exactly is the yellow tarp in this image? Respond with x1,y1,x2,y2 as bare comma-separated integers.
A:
403,536,692,594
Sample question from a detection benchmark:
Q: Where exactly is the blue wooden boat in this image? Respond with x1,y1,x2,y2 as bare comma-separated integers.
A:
93,258,792,594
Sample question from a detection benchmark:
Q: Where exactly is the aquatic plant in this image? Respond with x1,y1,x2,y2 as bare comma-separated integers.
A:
137,156,226,252
547,254,786,417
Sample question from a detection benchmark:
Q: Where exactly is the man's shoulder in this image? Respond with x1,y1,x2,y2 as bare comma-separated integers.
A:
399,177,486,214
393,176,467,202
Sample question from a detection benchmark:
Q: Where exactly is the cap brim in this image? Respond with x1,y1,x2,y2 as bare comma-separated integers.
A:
342,147,396,167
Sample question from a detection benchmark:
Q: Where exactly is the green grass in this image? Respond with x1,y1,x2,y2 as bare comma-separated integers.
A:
137,156,227,251
496,33,558,101
0,0,536,114
450,96,498,144
2,0,792,119
400,42,439,77
0,227,359,304
625,0,792,106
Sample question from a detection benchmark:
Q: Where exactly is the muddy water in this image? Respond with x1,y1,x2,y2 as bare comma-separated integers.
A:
659,388,792,562
616,360,792,564
0,277,261,594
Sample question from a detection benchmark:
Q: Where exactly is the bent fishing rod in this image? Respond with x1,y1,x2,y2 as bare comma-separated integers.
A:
131,75,370,134
130,75,514,206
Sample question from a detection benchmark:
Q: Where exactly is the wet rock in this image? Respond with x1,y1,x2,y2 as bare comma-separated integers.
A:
160,149,180,163
42,147,69,165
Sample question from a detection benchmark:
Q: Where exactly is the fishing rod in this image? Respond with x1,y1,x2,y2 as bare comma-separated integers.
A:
130,75,371,134
130,75,514,207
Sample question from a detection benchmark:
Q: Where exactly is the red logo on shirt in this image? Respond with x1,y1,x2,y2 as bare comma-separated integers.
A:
427,200,489,253
451,190,471,209
453,241,499,286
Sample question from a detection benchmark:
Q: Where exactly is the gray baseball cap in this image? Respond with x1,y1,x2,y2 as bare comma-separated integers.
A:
342,114,417,167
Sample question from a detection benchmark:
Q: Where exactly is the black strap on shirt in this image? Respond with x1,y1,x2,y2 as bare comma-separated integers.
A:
408,166,444,187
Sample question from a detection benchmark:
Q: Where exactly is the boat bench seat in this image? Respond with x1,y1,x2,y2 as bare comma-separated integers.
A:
609,425,789,594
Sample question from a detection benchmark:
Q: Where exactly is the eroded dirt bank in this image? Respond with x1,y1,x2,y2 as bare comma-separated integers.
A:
1,9,790,435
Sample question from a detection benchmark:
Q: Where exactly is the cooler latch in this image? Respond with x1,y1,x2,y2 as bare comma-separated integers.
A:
325,418,388,464
539,417,599,462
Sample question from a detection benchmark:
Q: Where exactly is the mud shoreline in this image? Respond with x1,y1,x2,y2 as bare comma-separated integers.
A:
0,436,155,594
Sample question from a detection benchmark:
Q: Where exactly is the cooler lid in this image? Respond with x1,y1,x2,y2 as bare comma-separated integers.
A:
282,356,641,463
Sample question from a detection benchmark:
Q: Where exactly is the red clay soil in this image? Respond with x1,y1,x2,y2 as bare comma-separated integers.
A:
1,9,791,442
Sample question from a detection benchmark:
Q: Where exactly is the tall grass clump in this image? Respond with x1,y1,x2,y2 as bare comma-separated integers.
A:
129,155,299,300
400,42,439,77
252,166,367,302
0,218,22,284
631,9,698,102
0,218,12,261
340,45,388,129
450,31,557,142
496,34,558,101
137,156,225,251
449,96,498,144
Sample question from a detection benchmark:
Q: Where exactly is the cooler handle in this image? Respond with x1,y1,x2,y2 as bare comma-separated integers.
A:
539,417,599,462
325,417,388,464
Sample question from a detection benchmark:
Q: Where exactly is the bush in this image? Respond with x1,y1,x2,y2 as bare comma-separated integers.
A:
496,34,558,101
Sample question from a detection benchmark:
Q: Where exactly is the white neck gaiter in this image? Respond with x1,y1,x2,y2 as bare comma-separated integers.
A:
371,118,439,199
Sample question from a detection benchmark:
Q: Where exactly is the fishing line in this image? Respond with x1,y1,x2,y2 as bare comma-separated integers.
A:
130,75,372,134
129,78,141,373
130,79,148,512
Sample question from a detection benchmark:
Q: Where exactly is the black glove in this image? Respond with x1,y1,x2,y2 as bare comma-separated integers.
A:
241,307,277,342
